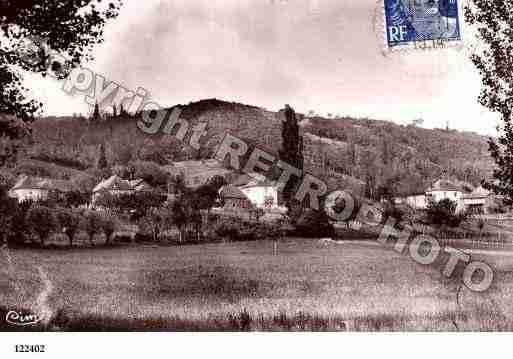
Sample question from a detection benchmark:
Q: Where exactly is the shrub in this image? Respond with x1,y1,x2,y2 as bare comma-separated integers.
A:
55,207,81,247
99,213,118,244
214,220,241,241
210,218,285,242
294,209,334,238
426,199,467,228
82,210,104,246
8,200,33,246
253,222,283,240
26,205,56,246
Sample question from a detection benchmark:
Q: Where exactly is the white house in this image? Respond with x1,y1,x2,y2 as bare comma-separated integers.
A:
10,175,74,203
394,193,428,210
426,179,464,204
394,179,473,213
230,174,282,210
92,175,151,204
239,182,279,209
463,185,494,214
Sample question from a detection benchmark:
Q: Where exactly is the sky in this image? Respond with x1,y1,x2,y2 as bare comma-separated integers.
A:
26,0,500,136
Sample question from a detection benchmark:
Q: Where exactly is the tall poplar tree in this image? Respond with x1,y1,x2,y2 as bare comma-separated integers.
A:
466,1,513,204
278,104,304,210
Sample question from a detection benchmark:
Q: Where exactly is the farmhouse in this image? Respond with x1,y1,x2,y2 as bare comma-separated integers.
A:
230,174,281,209
426,179,464,203
219,185,254,211
462,185,496,214
393,192,428,210
92,175,151,204
394,178,479,213
240,182,279,209
10,175,74,203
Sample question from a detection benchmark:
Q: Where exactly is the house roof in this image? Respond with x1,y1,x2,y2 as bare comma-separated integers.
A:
463,185,491,199
93,175,131,193
230,173,277,188
93,175,151,193
219,185,249,200
11,175,74,192
427,179,461,192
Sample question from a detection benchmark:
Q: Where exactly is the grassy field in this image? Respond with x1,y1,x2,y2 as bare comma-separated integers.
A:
1,237,513,331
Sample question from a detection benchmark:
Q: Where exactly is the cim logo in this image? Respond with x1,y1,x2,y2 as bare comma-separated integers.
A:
5,310,42,327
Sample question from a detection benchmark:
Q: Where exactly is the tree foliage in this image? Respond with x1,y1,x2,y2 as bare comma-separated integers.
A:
426,199,467,228
82,210,103,245
97,143,108,170
279,104,304,209
0,183,18,244
1,0,122,124
55,207,81,246
465,1,513,203
26,205,56,245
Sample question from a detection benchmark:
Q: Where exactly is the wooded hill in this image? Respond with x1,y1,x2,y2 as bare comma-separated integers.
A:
9,99,493,199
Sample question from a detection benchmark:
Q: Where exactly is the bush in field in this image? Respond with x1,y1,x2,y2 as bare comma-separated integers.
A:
214,220,242,241
8,200,33,246
55,207,82,247
26,205,56,246
138,206,169,242
99,213,118,245
294,209,334,238
426,199,468,228
211,218,283,242
82,210,104,246
254,221,284,241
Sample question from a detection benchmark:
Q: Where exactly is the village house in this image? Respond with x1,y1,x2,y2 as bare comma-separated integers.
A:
462,185,496,214
91,175,151,205
393,192,428,210
394,178,478,213
9,175,75,203
240,181,279,209
426,179,465,204
230,174,282,210
219,184,254,212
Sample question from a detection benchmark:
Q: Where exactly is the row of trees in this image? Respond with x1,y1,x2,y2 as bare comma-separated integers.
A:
0,185,118,247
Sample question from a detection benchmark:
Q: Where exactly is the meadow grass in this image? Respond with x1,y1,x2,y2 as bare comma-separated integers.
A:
1,238,513,331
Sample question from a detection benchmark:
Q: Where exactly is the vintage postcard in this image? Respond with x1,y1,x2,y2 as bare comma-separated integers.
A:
1,0,513,354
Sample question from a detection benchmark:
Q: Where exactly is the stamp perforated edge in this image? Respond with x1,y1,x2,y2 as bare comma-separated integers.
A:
375,0,467,54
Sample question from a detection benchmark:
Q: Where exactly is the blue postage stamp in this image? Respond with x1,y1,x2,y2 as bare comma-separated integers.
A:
384,0,461,47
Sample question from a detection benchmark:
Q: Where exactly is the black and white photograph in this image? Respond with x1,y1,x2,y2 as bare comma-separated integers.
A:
1,0,513,352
